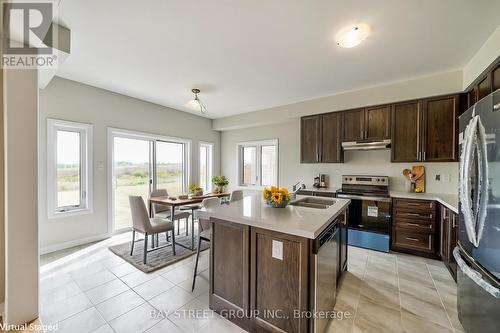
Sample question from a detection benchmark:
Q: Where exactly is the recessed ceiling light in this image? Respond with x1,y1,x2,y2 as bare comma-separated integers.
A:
336,24,370,48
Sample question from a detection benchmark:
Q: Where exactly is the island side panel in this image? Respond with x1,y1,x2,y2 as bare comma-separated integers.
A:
250,227,310,333
209,218,250,325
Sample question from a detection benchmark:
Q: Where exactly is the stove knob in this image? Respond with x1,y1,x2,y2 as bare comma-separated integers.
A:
376,179,380,182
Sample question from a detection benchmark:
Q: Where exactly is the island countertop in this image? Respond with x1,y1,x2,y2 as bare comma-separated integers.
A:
198,193,350,239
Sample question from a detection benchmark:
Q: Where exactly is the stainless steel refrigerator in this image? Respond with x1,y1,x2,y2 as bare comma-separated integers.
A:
456,88,500,333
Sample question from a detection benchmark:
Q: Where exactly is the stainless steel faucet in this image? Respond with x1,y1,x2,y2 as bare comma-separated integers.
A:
291,181,306,200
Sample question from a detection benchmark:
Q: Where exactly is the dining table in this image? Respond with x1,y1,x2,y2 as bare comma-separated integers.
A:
148,192,230,251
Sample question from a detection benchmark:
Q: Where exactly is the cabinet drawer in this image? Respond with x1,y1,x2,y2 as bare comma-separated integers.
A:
393,207,435,221
393,198,435,212
394,219,434,232
392,228,434,253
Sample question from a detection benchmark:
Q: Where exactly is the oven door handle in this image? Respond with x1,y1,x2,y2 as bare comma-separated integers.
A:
337,193,391,202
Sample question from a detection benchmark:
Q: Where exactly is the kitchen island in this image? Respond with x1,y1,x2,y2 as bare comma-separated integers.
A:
198,194,350,333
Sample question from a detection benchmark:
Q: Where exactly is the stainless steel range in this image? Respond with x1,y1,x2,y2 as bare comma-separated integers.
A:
336,175,391,252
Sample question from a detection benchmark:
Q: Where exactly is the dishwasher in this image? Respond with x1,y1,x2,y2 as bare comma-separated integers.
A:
312,219,340,333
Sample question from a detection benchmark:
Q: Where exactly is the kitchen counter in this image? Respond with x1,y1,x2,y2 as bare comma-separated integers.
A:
198,192,350,239
390,191,458,213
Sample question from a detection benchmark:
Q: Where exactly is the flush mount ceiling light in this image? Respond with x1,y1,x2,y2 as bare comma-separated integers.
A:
186,88,207,114
336,24,370,48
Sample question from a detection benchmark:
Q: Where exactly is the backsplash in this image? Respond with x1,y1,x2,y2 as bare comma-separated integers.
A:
299,150,459,194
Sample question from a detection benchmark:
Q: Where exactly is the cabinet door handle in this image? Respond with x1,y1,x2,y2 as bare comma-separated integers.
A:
418,151,421,161
406,223,420,227
360,129,363,139
405,202,420,206
406,237,420,242
423,151,426,160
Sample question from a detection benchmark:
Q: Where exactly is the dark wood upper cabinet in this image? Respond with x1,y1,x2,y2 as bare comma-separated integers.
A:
342,109,364,142
478,75,492,101
364,105,391,140
300,116,320,163
301,113,343,163
391,95,457,162
320,112,343,163
421,95,458,162
468,88,477,108
391,101,421,162
493,64,500,92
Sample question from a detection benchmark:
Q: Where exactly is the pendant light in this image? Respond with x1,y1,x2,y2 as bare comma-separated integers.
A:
186,88,207,114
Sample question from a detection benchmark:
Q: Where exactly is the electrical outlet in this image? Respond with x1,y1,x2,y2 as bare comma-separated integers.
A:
442,174,450,183
435,174,441,181
272,240,283,260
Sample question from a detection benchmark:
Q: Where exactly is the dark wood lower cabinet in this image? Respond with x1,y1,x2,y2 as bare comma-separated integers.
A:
209,218,250,327
250,228,309,333
338,211,348,282
391,198,438,258
209,216,347,333
440,205,458,281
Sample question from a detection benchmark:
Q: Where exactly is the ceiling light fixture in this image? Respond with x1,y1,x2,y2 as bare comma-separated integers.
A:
336,24,370,48
186,88,207,114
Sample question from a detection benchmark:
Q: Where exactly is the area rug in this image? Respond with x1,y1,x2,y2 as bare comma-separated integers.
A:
108,234,209,273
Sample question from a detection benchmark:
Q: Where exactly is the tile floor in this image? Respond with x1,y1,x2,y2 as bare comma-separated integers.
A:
40,232,464,333
327,246,465,333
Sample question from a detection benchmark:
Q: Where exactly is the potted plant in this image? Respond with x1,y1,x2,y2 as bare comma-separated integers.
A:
263,186,291,208
212,176,229,193
189,184,204,197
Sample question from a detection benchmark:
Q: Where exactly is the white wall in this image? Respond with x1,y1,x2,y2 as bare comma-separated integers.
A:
221,120,458,195
3,68,39,325
463,26,500,89
213,70,462,131
39,77,221,253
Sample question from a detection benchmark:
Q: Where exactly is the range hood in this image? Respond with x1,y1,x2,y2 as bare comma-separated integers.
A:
342,139,391,151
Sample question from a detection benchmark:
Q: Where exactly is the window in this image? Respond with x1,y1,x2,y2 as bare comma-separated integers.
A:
47,119,93,217
199,142,214,192
238,140,278,188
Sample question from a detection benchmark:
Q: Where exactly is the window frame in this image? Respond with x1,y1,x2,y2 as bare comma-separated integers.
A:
199,141,214,192
47,119,93,218
237,139,278,189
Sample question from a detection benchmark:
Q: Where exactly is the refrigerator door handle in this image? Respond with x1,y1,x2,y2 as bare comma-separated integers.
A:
459,113,489,247
453,247,500,299
475,116,489,244
459,115,479,246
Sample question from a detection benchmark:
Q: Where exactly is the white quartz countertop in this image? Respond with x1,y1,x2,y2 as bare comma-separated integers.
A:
198,193,350,239
390,191,458,213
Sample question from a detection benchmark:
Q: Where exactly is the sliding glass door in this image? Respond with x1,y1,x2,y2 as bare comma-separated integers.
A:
110,130,189,232
113,137,152,231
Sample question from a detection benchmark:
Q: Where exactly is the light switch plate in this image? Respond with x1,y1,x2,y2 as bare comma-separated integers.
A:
272,240,283,260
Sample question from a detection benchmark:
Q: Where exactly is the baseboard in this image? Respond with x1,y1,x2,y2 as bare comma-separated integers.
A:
40,233,111,255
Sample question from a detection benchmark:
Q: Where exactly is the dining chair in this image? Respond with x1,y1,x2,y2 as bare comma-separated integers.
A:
192,197,220,291
150,189,191,236
129,196,176,264
229,190,244,202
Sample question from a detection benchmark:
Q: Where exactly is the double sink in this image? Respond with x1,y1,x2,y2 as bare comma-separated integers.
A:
289,197,336,209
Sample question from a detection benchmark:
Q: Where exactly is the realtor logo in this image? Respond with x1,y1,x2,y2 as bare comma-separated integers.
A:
2,1,58,68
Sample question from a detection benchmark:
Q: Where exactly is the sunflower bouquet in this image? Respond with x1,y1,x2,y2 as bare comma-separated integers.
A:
263,186,291,208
